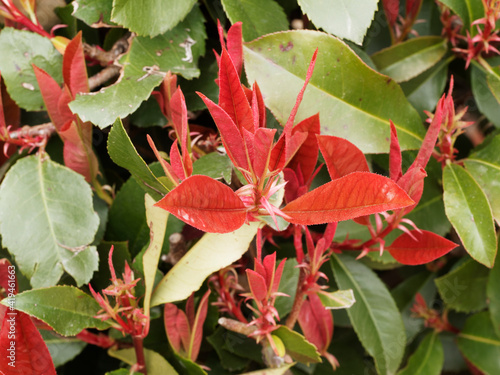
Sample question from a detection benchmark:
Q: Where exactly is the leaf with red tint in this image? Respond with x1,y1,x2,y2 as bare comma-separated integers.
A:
382,0,399,27
246,269,268,302
170,89,193,177
387,230,458,265
282,172,414,225
60,121,98,183
164,303,191,354
287,114,320,183
269,130,307,174
389,121,402,182
396,166,426,214
147,135,180,184
0,311,56,375
154,72,177,121
62,32,88,96
406,0,422,19
155,175,247,233
298,293,333,354
252,82,266,129
0,77,19,129
226,22,243,77
218,50,254,133
32,65,64,131
58,85,76,125
170,140,186,181
198,93,249,171
284,168,300,203
271,258,286,295
0,259,17,295
317,135,369,180
190,290,210,362
253,128,276,178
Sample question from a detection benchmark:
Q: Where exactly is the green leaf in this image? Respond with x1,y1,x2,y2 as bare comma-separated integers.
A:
240,363,294,375
72,0,115,26
221,0,288,41
371,36,448,83
108,348,178,375
318,289,356,309
92,241,131,290
207,327,251,372
107,118,169,200
273,326,321,364
435,259,489,312
401,57,452,118
274,258,299,318
111,0,196,37
457,312,500,374
330,254,406,375
142,194,169,316
443,164,497,267
192,152,234,183
298,0,378,44
151,221,261,305
40,330,87,368
0,155,99,288
70,6,206,128
471,60,500,128
397,332,444,375
0,28,62,111
438,0,484,32
487,239,500,337
464,133,500,224
1,286,109,335
244,31,425,153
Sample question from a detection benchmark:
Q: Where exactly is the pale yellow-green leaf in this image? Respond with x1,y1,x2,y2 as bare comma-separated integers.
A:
108,348,178,375
319,289,356,309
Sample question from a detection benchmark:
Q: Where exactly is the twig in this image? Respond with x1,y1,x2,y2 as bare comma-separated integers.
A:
88,65,121,91
8,122,56,140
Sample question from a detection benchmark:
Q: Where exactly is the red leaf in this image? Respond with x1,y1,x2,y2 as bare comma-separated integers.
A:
246,269,268,302
283,168,300,204
170,89,193,177
298,294,333,353
164,303,191,354
57,85,76,126
406,0,422,19
253,128,276,178
226,22,243,77
170,140,186,181
282,172,414,225
198,93,249,171
0,311,56,375
382,0,399,27
154,175,247,233
189,290,210,362
271,258,286,295
218,49,254,133
155,72,177,121
269,129,307,174
317,135,369,180
62,32,88,96
252,82,266,129
287,114,320,183
32,65,64,131
0,259,17,296
389,121,402,182
396,166,426,214
387,230,458,265
0,77,19,129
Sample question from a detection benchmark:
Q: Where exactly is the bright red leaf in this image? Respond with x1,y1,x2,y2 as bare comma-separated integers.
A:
246,270,268,302
32,65,65,131
0,311,56,375
317,134,369,180
154,175,247,233
282,172,414,225
382,0,399,27
62,32,89,96
387,230,458,265
287,114,320,183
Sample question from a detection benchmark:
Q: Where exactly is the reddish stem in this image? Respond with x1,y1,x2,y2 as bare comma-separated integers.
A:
133,335,148,375
76,329,115,348
285,267,307,329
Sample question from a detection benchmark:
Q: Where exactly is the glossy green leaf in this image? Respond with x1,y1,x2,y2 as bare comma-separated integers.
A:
244,31,425,153
108,347,178,375
111,0,196,37
318,289,355,309
151,221,260,306
436,259,489,312
457,312,500,374
331,254,406,375
1,286,109,335
486,66,500,103
298,0,377,44
207,327,251,372
192,152,233,183
487,239,500,337
221,0,288,41
464,133,500,224
471,61,500,128
397,332,443,375
92,241,131,290
438,0,484,32
372,36,448,82
107,118,169,200
0,156,99,288
40,330,86,368
0,28,62,111
72,0,115,26
143,194,168,317
401,57,452,117
273,326,321,364
443,164,497,267
70,6,206,128
240,363,294,375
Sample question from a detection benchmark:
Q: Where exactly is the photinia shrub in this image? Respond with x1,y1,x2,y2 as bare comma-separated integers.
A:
0,0,499,374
